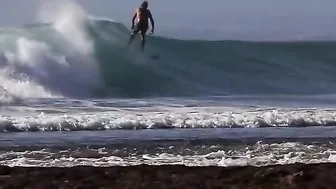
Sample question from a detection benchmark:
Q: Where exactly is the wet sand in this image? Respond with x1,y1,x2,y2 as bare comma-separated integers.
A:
0,163,335,189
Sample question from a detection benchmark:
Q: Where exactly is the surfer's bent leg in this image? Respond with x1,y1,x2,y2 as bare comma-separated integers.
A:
128,28,140,45
140,28,148,52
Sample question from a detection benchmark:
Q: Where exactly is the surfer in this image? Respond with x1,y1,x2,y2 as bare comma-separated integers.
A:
127,1,155,52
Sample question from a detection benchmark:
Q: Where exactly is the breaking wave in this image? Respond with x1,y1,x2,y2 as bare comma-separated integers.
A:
0,1,336,102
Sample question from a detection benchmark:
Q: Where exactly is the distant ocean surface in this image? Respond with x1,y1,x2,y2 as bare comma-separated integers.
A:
1,1,336,168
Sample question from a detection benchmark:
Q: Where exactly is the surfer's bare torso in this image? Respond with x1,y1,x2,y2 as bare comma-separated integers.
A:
128,1,154,52
134,8,153,30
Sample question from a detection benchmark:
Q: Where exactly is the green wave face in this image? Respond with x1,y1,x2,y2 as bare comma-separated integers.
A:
1,19,336,98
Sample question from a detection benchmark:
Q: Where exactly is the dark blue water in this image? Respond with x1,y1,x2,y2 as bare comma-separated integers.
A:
2,127,336,149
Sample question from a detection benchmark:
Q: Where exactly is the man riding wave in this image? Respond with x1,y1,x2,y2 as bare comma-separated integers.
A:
127,1,155,52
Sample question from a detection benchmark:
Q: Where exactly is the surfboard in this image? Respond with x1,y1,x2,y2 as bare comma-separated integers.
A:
150,54,160,60
125,43,160,60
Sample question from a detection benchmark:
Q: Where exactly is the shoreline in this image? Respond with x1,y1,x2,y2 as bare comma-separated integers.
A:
1,163,335,189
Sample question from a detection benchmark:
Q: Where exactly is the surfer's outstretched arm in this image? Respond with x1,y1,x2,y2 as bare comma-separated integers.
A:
131,11,137,29
128,10,138,46
148,10,154,33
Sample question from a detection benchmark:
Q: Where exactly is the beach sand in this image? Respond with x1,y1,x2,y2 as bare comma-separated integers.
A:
0,163,335,189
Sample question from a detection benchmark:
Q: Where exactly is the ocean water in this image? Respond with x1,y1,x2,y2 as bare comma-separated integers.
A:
1,0,336,167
